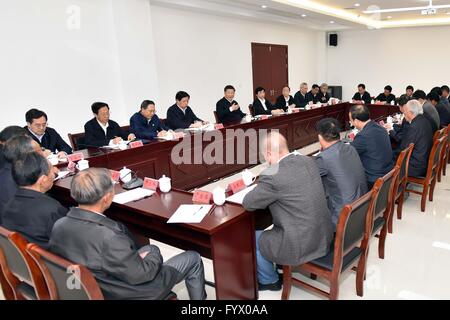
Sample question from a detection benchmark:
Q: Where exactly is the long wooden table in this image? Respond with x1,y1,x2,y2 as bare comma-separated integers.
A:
50,102,399,300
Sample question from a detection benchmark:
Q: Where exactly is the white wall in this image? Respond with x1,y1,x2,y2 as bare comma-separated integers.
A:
150,5,324,122
325,26,450,101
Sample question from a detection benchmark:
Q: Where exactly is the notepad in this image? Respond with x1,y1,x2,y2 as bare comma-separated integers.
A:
167,205,213,224
226,184,257,205
113,188,155,204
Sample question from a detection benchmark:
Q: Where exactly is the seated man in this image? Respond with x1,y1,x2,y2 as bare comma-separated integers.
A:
350,104,394,189
2,153,67,249
352,84,372,105
386,96,410,144
399,85,414,102
305,84,320,104
413,90,439,133
441,85,450,108
166,91,207,130
243,132,333,291
252,87,283,116
0,135,42,222
85,102,135,147
375,85,396,105
0,126,25,170
275,86,296,112
317,83,331,104
315,118,368,227
49,168,206,300
431,86,450,109
25,108,72,157
428,92,450,128
394,100,433,178
216,85,246,124
294,82,308,109
130,100,170,140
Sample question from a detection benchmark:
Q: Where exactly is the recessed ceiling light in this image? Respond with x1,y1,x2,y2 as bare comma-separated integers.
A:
354,3,360,7
330,20,335,24
301,14,307,17
261,5,267,9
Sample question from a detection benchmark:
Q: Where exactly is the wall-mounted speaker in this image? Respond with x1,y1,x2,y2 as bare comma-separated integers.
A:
329,33,338,47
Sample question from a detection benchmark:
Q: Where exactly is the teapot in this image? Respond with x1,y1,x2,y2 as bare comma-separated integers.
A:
159,175,172,193
120,167,132,183
213,187,226,206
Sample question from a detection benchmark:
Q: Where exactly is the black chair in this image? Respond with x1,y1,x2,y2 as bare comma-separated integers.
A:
281,180,382,300
372,166,400,259
0,226,49,300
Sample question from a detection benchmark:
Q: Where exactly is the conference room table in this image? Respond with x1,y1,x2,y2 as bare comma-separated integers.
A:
50,102,399,300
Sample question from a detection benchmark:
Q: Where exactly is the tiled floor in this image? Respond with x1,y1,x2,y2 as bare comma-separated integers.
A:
2,142,449,300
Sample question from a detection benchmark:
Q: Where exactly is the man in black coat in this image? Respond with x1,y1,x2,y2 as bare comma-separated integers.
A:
350,104,394,189
25,108,72,156
375,85,396,105
387,96,410,144
216,85,246,124
84,102,135,147
252,87,284,116
49,168,206,300
317,83,331,104
428,92,450,128
275,86,296,112
2,152,67,249
394,100,434,178
352,84,372,105
166,91,207,130
305,84,321,104
294,82,308,109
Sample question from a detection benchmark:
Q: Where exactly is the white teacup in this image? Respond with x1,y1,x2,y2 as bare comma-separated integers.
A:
213,187,226,206
47,154,59,166
119,141,128,150
245,114,252,122
120,167,132,183
76,160,89,171
241,170,256,187
159,175,172,193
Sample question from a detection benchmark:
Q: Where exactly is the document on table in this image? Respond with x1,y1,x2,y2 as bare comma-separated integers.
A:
54,170,71,181
113,188,155,204
226,184,257,205
167,205,213,224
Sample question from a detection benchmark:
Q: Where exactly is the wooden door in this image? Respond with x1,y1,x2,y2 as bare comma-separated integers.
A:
251,43,289,103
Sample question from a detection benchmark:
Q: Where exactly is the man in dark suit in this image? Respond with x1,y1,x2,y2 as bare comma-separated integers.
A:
275,86,296,112
243,132,333,291
2,153,67,249
352,84,372,105
0,135,42,223
317,83,331,104
130,100,170,140
350,104,394,189
252,87,284,116
399,85,414,102
215,85,246,124
386,96,410,144
0,126,26,170
25,108,72,157
84,102,135,147
414,90,440,133
49,168,206,300
428,92,450,128
315,118,368,227
294,82,308,109
394,100,433,178
305,84,320,104
375,85,396,105
166,91,207,130
441,85,450,108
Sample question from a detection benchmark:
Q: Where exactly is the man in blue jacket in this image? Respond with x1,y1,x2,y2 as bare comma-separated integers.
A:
130,100,169,140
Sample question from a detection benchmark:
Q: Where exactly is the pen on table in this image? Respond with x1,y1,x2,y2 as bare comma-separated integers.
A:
193,206,204,215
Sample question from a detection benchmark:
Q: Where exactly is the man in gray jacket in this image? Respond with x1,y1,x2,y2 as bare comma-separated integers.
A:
243,132,333,291
315,118,368,227
49,168,206,300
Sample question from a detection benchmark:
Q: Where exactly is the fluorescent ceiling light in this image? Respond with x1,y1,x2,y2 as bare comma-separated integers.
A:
273,0,450,28
363,0,450,14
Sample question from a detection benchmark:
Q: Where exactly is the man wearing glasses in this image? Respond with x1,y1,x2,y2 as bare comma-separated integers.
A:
25,108,72,158
130,100,170,140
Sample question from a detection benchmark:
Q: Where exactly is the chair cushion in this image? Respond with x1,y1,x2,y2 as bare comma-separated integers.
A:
372,217,386,234
17,282,37,300
310,246,362,271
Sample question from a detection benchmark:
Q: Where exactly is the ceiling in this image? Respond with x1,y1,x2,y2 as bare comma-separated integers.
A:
150,0,450,30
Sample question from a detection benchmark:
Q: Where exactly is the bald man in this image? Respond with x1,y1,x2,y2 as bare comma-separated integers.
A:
243,132,333,291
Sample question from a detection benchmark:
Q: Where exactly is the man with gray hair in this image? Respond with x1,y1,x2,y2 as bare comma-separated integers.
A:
318,83,331,104
294,82,309,109
243,131,333,291
394,99,433,178
49,168,206,300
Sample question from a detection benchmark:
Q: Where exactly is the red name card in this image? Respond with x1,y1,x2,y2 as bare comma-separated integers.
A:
143,177,159,191
214,124,224,130
110,170,120,182
173,132,185,139
260,115,269,120
67,152,84,162
130,141,144,148
228,179,246,194
192,190,213,204
68,161,76,171
348,132,356,140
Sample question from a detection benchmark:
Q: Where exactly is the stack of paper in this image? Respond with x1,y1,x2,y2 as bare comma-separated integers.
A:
113,188,155,204
226,184,257,205
167,205,213,224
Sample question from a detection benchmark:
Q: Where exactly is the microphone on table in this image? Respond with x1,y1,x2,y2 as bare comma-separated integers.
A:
122,170,144,190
